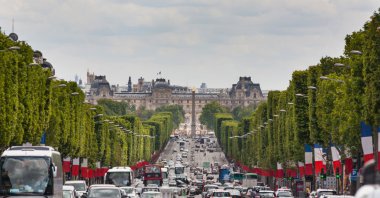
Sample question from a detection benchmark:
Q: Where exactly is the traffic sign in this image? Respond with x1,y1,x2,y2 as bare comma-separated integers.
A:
350,169,358,182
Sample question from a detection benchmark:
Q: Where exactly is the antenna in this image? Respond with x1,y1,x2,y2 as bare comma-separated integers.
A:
9,18,18,41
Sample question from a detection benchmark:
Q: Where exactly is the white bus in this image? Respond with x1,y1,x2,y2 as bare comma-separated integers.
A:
104,167,134,187
0,146,63,197
243,173,258,187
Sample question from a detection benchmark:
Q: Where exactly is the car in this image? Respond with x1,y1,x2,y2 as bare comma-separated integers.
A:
210,189,231,198
83,185,127,198
316,189,337,198
173,149,177,152
141,191,162,198
202,185,219,198
276,190,294,198
200,148,205,152
120,187,139,198
63,185,77,198
207,175,214,180
65,180,87,197
257,190,275,198
226,189,241,198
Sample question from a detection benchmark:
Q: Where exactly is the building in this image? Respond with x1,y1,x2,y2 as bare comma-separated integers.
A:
86,74,266,120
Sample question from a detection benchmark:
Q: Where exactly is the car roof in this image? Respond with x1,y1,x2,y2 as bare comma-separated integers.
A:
65,180,86,184
90,184,116,188
63,185,75,191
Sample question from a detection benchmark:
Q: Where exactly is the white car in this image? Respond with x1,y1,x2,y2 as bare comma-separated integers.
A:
63,185,77,198
276,190,294,198
316,189,337,198
65,180,87,197
120,186,139,198
210,189,231,198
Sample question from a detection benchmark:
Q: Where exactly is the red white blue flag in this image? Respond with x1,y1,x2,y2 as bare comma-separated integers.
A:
304,144,313,176
331,145,341,175
361,121,374,163
314,144,324,175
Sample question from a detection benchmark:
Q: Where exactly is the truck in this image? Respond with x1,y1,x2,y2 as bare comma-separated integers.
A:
218,165,230,184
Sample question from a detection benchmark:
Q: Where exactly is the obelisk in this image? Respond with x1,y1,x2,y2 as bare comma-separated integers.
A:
191,87,196,137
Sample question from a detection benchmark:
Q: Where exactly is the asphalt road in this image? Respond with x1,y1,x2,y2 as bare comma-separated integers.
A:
158,136,229,197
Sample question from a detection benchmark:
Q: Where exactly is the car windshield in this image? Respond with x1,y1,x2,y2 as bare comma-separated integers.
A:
89,188,121,198
66,183,86,191
63,190,72,198
105,172,131,186
277,191,292,197
0,156,51,196
121,188,133,193
318,191,336,196
213,192,231,197
175,167,184,174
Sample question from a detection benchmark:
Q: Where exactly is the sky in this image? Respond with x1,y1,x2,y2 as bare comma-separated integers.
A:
0,0,379,90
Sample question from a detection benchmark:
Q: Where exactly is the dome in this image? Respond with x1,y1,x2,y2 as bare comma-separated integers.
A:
41,61,53,69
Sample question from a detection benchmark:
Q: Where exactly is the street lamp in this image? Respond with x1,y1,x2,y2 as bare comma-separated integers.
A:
308,86,317,90
8,46,20,51
350,50,362,55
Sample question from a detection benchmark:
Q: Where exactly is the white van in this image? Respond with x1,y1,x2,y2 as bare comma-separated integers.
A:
104,166,134,187
0,146,63,197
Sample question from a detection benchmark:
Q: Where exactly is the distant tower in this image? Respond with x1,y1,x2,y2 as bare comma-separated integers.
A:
191,88,196,137
128,76,132,92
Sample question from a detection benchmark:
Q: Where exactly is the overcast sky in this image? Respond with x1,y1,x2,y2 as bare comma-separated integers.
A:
0,0,378,90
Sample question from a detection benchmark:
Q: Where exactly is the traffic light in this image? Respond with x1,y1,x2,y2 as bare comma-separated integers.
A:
320,168,326,180
336,167,340,179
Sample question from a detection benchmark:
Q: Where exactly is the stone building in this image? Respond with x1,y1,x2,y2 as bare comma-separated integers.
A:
86,75,266,120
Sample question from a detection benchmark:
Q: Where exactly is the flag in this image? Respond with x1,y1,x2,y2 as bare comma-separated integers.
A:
314,144,324,175
305,144,313,176
378,126,380,170
81,158,88,178
276,163,284,178
344,149,353,175
72,158,80,176
63,157,71,173
361,121,374,163
96,162,101,177
298,162,305,178
331,145,341,175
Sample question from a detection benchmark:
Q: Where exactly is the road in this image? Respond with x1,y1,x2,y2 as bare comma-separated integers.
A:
158,136,229,197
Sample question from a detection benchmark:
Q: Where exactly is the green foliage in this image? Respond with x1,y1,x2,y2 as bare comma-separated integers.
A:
232,104,256,121
155,104,185,128
200,101,229,130
97,99,135,116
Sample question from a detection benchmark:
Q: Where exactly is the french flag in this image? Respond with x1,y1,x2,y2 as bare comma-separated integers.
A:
81,158,88,178
361,121,374,163
331,145,341,175
72,158,80,176
298,162,305,178
314,144,324,175
305,144,313,176
276,163,284,178
63,157,71,173
378,126,380,170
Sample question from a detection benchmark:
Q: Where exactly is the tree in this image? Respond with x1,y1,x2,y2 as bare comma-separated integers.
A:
200,101,229,130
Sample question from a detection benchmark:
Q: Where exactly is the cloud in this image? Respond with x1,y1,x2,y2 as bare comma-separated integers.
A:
0,0,378,90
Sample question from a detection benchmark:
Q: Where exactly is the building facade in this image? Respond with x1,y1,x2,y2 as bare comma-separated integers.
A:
85,74,266,119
